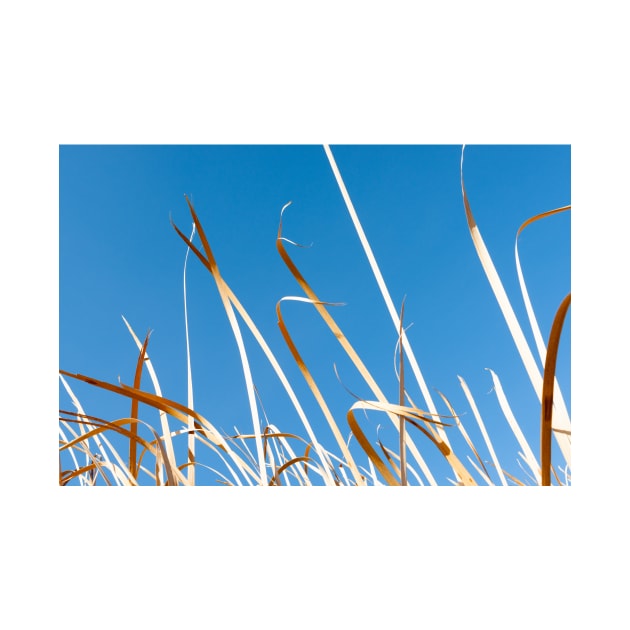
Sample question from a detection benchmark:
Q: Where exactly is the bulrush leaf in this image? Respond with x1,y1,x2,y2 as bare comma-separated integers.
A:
541,293,571,486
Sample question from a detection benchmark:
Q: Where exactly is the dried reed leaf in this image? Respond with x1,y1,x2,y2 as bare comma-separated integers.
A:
459,147,571,469
541,293,571,486
323,145,450,449
277,203,441,485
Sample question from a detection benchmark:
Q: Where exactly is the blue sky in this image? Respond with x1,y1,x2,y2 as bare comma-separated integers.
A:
60,144,570,485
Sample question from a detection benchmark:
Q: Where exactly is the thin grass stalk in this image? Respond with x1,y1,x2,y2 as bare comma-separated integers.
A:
182,222,196,484
485,368,541,484
398,299,407,486
129,330,151,480
323,145,451,449
541,293,571,486
180,196,267,484
458,376,508,486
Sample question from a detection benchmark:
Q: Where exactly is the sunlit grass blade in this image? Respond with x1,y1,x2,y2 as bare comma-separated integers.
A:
177,195,266,484
59,373,123,485
129,329,151,480
458,375,508,486
435,388,491,483
277,202,443,485
485,368,541,484
121,316,177,484
323,145,450,450
398,298,407,486
277,295,364,485
515,208,572,464
541,293,571,486
182,221,197,484
172,199,343,485
459,146,571,469
59,369,259,484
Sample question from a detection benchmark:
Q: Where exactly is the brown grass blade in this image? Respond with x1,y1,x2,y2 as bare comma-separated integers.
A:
129,330,151,480
541,293,571,486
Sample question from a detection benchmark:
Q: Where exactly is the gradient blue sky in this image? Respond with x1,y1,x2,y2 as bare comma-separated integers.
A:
60,144,570,485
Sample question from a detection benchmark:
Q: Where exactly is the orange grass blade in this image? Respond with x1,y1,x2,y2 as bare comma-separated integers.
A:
121,316,178,484
541,293,571,486
515,208,572,466
129,330,151,480
347,408,400,485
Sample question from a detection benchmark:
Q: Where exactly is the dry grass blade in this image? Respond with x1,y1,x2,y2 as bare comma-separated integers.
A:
323,145,450,448
277,296,364,485
277,202,442,485
129,330,151,480
398,298,407,486
269,456,314,486
459,146,571,469
59,369,260,483
458,376,508,486
175,196,267,484
172,199,341,485
347,408,400,485
182,221,197,484
435,389,492,482
121,316,178,484
515,207,572,466
485,368,541,484
541,293,571,486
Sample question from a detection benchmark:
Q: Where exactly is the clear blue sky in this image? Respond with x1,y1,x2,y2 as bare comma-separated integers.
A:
59,144,570,485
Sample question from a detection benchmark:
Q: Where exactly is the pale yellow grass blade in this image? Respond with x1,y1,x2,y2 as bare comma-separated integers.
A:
458,375,508,486
486,368,541,484
182,222,197,484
